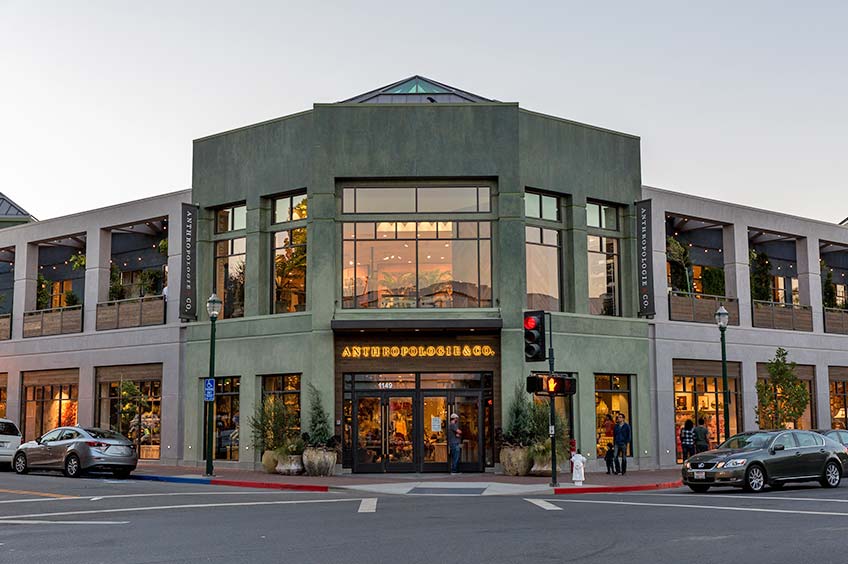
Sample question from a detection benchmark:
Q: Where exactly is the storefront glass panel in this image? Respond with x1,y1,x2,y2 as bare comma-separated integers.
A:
594,375,631,457
23,384,78,442
0,388,5,418
674,376,740,462
203,377,240,461
96,380,162,459
831,381,848,429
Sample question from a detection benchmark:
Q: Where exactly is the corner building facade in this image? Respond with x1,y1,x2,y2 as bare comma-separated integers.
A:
184,77,651,472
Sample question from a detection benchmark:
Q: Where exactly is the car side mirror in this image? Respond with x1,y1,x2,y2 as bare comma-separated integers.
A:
773,444,785,452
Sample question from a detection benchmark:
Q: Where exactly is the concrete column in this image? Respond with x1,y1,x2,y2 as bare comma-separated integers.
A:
6,369,22,426
815,363,831,429
654,341,677,468
12,243,38,339
84,228,111,333
796,237,823,332
160,351,182,464
243,202,262,318
724,224,752,327
255,201,272,316
77,363,95,427
565,196,588,314
740,358,759,431
619,204,637,318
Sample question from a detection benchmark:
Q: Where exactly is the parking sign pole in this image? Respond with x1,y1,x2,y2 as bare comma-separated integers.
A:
205,316,217,477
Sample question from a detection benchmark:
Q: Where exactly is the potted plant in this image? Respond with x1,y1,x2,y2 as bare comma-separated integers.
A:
249,395,298,474
36,274,51,310
301,382,336,476
274,435,305,475
528,401,569,476
499,385,534,476
64,290,80,307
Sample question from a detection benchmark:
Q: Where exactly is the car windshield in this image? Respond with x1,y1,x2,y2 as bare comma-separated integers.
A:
718,433,771,450
84,428,125,440
0,422,20,436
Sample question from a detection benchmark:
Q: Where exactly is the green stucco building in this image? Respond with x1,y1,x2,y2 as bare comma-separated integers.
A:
183,76,650,472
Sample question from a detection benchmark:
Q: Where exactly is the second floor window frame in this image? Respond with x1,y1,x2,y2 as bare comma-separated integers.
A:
268,191,308,315
524,189,565,312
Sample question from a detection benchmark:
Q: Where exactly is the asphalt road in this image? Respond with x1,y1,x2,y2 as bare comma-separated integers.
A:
2,470,848,563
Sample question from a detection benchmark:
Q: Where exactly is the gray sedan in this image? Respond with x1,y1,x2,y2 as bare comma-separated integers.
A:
13,426,138,478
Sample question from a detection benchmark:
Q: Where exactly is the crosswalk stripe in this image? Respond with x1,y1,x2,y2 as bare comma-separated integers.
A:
525,498,562,511
358,498,378,513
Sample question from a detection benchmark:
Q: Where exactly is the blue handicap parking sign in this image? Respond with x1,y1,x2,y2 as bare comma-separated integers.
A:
204,378,215,402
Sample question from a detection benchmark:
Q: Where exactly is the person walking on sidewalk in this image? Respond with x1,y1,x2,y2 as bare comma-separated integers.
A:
694,418,711,453
448,413,462,474
680,419,696,460
613,413,631,475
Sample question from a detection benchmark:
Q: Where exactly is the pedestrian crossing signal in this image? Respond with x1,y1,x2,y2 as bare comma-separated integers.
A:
526,373,577,396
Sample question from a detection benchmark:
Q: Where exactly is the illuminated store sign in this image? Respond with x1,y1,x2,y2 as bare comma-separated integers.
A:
341,344,497,359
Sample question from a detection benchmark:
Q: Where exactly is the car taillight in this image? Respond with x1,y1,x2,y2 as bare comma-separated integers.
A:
86,441,109,448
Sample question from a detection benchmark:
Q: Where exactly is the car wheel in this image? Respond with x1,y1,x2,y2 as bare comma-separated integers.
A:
688,484,710,493
63,454,82,478
821,461,841,488
743,464,766,493
13,453,28,475
112,468,132,479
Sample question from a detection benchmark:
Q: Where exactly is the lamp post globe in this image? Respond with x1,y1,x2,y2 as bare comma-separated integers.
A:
204,293,222,476
715,305,730,443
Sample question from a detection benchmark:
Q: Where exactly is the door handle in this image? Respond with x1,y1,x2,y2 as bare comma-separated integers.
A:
794,451,801,456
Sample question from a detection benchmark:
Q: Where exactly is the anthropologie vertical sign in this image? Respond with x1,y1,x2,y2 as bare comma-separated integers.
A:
635,199,655,318
179,203,199,320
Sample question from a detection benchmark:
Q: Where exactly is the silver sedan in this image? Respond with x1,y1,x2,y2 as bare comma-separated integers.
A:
13,426,138,478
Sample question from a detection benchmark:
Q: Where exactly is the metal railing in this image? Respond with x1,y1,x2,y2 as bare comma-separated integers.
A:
751,300,813,331
0,313,10,340
668,291,740,325
96,295,166,331
824,307,848,335
23,305,83,337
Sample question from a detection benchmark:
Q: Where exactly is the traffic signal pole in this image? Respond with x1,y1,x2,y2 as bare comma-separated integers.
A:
547,312,558,487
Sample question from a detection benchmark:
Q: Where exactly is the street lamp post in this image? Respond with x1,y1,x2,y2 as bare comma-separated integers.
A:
205,293,222,477
715,305,730,443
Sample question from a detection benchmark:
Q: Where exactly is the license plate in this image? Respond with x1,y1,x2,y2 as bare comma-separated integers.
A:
693,471,706,480
110,447,131,456
0,442,7,448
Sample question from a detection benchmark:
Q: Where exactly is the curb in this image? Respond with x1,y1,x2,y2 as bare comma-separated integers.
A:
132,474,329,493
553,480,682,495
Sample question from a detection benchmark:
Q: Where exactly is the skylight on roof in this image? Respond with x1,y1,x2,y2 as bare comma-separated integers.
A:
385,77,451,94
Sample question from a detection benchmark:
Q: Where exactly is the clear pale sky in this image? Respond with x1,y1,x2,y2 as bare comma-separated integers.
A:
1,1,845,223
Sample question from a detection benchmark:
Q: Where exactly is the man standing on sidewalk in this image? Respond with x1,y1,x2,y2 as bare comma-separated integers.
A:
448,413,462,475
613,413,631,475
694,418,710,453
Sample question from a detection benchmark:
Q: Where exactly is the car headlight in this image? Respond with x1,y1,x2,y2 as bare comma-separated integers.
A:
723,459,747,468
684,462,691,469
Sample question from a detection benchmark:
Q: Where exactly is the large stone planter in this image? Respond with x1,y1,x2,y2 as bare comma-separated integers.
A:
499,446,532,476
275,454,304,475
261,450,278,474
530,453,568,477
302,447,336,476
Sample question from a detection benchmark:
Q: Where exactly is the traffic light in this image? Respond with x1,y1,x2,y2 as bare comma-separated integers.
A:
524,310,546,362
526,373,577,396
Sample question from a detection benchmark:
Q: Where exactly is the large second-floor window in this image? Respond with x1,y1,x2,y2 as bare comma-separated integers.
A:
526,226,560,311
214,238,246,319
588,235,620,316
342,221,492,309
273,229,306,313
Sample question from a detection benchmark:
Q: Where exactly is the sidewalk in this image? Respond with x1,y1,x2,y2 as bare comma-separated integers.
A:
133,463,682,495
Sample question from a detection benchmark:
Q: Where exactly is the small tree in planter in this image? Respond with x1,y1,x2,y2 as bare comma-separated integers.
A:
249,396,298,474
528,400,569,476
274,435,305,475
499,384,534,476
756,347,809,429
302,382,336,476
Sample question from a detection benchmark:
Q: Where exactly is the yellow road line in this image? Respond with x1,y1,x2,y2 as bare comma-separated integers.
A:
0,488,74,499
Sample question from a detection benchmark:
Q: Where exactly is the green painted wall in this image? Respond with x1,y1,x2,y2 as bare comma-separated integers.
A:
187,99,650,470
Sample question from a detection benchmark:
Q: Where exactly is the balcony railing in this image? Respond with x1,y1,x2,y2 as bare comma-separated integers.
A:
96,295,166,331
824,307,848,335
23,305,83,337
752,300,813,331
668,292,740,325
0,313,10,340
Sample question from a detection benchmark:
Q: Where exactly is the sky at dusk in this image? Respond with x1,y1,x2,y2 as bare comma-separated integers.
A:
1,1,846,223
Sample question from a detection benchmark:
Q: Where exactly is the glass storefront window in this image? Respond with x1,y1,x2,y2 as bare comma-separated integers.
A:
831,381,848,429
342,221,491,309
526,226,561,311
587,235,619,316
96,380,162,459
673,375,740,462
215,204,246,233
757,377,815,430
214,238,246,319
50,280,73,308
23,384,78,442
0,387,6,418
272,229,306,313
525,191,559,221
344,186,490,214
594,375,631,457
203,377,240,461
261,374,301,435
273,192,307,223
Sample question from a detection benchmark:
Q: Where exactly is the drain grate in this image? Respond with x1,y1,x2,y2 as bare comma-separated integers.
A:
408,487,486,495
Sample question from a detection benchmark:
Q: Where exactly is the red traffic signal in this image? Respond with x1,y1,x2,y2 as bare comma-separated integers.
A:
523,310,547,362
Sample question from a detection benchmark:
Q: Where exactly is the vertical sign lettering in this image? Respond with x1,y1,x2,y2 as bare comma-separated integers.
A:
635,199,655,318
180,203,199,320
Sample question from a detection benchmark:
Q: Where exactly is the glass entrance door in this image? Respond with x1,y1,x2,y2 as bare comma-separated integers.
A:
421,392,484,472
353,393,415,472
454,393,483,472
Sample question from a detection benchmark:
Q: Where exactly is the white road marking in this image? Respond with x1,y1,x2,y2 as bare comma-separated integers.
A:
0,498,368,521
525,499,563,511
357,498,378,513
634,492,848,504
0,490,293,506
0,520,128,525
544,498,848,518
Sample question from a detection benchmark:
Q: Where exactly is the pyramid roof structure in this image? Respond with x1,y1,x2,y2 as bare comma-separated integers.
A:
339,75,494,104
